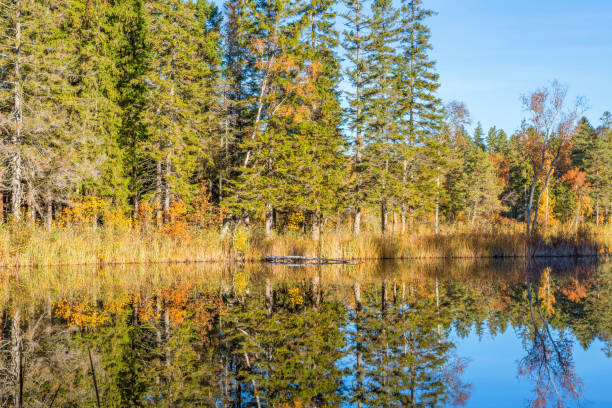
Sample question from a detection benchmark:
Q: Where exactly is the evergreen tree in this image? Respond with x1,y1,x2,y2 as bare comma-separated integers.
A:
342,0,370,234
225,0,312,232
114,0,150,214
68,0,128,207
571,117,596,171
396,0,443,232
143,0,221,223
486,126,507,154
584,126,612,225
362,0,400,233
0,0,93,221
463,146,502,224
472,122,485,150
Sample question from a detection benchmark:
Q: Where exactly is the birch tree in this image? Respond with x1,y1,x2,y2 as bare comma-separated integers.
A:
521,81,584,236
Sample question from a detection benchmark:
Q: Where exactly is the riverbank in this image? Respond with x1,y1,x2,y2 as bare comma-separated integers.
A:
0,223,609,267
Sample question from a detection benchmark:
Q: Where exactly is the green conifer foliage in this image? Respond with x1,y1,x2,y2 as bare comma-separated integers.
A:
342,0,370,234
143,0,221,216
68,0,128,206
362,0,400,233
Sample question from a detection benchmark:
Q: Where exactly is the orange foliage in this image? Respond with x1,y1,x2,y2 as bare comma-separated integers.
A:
560,279,589,303
190,181,227,231
160,200,189,241
134,201,155,231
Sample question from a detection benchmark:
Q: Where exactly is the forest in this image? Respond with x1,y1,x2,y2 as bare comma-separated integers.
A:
1,0,611,264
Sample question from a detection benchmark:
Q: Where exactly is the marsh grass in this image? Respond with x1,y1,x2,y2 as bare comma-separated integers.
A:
0,221,608,267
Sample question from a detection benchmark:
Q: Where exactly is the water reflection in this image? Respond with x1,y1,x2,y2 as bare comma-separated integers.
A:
0,259,610,407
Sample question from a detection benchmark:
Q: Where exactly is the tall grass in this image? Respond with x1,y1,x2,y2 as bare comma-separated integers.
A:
0,220,608,267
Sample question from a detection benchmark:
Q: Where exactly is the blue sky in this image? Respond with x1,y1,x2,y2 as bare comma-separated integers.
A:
211,0,612,136
427,0,612,135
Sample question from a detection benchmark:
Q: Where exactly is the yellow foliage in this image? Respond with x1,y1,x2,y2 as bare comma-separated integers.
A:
57,197,106,227
537,268,555,316
232,226,249,253
55,298,109,328
233,271,248,297
288,287,303,307
287,212,304,231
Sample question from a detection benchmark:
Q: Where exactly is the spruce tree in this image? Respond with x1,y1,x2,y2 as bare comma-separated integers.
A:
396,0,443,231
584,125,612,225
473,122,485,150
114,0,150,214
143,0,221,222
299,0,347,238
67,0,128,206
363,0,400,233
225,0,311,233
342,0,370,234
571,117,596,171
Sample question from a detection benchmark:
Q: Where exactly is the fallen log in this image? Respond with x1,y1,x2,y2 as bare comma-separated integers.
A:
265,255,352,266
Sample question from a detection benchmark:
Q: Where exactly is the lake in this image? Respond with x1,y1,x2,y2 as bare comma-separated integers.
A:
0,258,610,407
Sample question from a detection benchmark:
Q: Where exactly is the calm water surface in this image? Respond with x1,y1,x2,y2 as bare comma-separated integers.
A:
0,258,610,407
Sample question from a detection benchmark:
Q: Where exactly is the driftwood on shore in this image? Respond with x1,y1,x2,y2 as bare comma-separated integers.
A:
265,255,353,266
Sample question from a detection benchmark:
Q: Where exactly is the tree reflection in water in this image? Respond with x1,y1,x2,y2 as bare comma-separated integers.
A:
518,266,584,408
0,259,608,407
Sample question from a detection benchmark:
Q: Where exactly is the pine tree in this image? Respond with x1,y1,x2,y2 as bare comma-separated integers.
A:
463,146,502,224
486,126,507,154
299,0,347,238
225,0,312,233
219,0,257,201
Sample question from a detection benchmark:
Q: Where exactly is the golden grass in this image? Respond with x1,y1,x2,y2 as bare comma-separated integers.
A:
0,220,608,267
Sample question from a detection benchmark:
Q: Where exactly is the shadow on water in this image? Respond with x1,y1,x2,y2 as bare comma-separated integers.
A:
0,257,610,407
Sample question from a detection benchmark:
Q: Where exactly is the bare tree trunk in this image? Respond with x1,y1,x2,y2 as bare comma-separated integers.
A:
11,310,23,408
353,208,361,236
163,156,171,223
156,160,163,226
45,200,53,230
265,203,273,237
544,184,549,228
311,211,321,241
26,187,35,224
311,276,320,310
265,279,273,315
380,200,387,234
10,1,24,221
